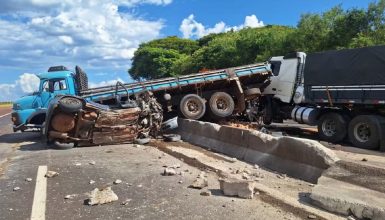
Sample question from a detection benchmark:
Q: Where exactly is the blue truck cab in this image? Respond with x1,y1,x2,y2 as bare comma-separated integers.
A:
11,66,82,132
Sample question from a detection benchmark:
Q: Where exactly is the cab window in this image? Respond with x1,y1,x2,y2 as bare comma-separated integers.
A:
53,79,67,91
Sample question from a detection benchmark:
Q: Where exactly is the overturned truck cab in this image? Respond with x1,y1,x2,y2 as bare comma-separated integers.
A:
44,92,163,148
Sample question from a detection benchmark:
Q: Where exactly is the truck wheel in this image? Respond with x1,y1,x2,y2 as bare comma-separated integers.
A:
58,97,83,113
348,115,382,149
179,94,206,120
209,92,235,118
318,112,348,143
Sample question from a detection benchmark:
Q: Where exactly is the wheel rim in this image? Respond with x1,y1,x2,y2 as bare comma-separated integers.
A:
354,122,371,143
322,119,337,137
215,98,228,112
185,99,201,116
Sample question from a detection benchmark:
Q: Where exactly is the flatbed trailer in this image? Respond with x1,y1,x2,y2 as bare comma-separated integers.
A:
79,63,272,120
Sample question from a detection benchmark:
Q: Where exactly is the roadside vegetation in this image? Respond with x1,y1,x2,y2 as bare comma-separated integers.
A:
129,0,385,80
0,102,12,107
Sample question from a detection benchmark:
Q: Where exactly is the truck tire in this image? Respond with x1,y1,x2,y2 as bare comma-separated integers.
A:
348,115,383,150
317,112,348,143
209,92,235,118
58,97,83,113
179,94,206,120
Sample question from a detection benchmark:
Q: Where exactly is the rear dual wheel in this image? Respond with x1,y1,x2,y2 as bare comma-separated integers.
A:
348,115,384,150
318,112,348,143
208,92,235,119
179,94,206,120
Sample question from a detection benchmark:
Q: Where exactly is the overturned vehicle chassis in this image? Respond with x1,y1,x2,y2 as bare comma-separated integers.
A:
44,92,163,147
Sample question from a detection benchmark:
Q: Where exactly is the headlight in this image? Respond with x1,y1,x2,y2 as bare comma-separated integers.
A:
13,103,21,110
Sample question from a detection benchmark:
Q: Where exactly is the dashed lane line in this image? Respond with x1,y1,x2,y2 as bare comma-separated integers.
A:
31,165,47,220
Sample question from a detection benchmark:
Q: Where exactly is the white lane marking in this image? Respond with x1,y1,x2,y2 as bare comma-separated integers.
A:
31,165,47,220
0,112,11,119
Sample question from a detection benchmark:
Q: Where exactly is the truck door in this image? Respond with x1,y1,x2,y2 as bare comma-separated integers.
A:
264,57,299,103
40,78,71,108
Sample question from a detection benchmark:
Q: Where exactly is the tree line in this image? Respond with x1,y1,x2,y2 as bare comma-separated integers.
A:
129,0,385,80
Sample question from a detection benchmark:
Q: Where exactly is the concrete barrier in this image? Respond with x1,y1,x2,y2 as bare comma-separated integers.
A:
176,119,339,183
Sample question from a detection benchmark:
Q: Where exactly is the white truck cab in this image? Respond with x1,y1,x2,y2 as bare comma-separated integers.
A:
263,52,307,104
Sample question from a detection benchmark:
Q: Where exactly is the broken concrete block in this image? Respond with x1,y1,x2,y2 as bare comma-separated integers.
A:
89,180,95,185
190,176,208,189
163,168,177,176
89,161,96,165
45,171,59,178
85,187,118,206
25,178,32,182
64,194,76,200
113,179,122,184
121,199,132,205
13,187,20,191
219,178,255,199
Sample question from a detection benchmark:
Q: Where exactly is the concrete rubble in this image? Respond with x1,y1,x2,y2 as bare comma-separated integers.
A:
25,178,32,182
163,168,177,176
219,178,255,199
189,172,208,189
113,179,122,184
85,187,118,206
45,171,59,178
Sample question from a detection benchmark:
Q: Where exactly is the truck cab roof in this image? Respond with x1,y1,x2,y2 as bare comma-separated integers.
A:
37,70,73,80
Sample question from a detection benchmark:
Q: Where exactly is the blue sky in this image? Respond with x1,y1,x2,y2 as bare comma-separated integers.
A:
0,0,375,101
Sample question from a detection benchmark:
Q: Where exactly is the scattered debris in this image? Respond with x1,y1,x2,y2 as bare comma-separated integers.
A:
114,179,122,184
229,158,237,163
89,161,96,165
85,187,118,206
362,158,368,162
242,173,250,180
347,216,357,220
64,194,76,200
75,162,82,166
178,180,183,184
171,164,181,169
163,168,177,176
190,172,208,189
89,180,96,185
105,150,113,153
200,191,211,196
121,199,132,205
25,178,32,182
260,127,270,134
219,178,255,199
45,171,59,178
307,214,317,219
13,187,20,191
276,174,287,179
137,184,143,188
254,164,259,169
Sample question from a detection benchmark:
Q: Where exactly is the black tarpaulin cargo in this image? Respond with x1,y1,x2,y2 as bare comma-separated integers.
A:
304,46,385,104
304,45,385,86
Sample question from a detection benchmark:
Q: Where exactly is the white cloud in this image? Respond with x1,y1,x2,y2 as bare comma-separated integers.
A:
89,78,125,88
180,14,264,39
0,73,39,102
0,0,171,100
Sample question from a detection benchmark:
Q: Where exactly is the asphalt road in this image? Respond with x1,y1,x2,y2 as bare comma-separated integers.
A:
0,114,302,220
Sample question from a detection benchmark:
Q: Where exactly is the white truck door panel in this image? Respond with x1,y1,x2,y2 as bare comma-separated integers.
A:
264,58,298,103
